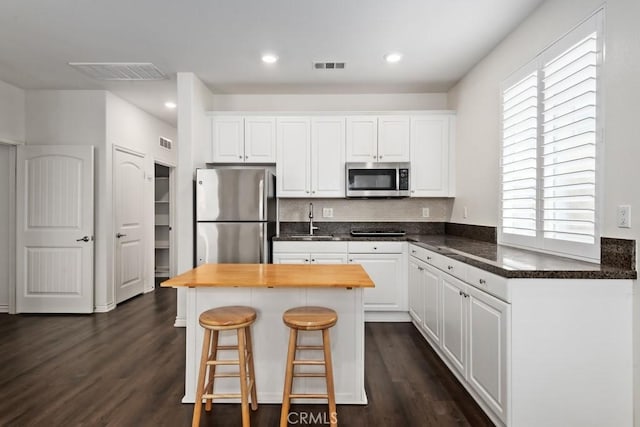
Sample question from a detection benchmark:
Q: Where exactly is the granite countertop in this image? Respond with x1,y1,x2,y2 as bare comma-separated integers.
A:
274,232,637,280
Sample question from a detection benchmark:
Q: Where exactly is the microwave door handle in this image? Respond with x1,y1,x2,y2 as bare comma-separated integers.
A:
396,168,400,191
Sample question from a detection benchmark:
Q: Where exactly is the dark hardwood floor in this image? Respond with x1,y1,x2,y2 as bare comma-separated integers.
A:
0,288,493,427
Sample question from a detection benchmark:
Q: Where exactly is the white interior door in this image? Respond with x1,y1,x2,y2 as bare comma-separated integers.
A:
16,145,95,313
114,147,146,304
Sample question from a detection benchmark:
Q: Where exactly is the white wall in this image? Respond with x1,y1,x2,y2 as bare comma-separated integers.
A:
447,0,640,424
175,72,213,326
105,93,177,301
211,93,448,112
0,144,15,312
0,79,25,144
25,89,178,312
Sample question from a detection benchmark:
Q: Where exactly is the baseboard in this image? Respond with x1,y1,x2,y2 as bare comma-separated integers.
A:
144,286,155,294
174,317,186,328
364,311,411,322
94,302,116,313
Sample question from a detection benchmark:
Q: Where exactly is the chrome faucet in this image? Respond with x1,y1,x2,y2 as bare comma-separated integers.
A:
308,203,319,235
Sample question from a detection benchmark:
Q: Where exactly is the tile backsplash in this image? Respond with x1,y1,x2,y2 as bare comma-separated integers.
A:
278,198,453,222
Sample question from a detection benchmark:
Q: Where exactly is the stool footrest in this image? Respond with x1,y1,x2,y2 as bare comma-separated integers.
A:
289,393,329,399
293,360,325,365
216,345,239,350
293,372,326,378
213,373,240,378
206,359,239,365
296,345,324,350
203,393,242,399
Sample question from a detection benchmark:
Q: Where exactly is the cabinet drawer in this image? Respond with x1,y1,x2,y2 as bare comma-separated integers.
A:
433,256,467,281
348,241,404,254
409,244,437,265
466,265,509,302
273,241,348,253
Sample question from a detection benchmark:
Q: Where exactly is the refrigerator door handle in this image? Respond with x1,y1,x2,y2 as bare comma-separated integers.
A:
259,223,265,263
259,176,265,220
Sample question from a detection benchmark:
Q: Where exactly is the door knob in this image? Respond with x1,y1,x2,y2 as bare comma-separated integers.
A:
116,233,127,238
76,236,90,242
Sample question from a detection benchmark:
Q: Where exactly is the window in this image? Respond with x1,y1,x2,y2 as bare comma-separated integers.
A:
500,10,603,261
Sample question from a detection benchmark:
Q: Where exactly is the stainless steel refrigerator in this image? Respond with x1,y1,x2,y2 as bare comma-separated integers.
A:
195,168,276,266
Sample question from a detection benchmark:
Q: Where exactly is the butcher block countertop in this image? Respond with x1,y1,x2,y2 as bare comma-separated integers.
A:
161,263,375,288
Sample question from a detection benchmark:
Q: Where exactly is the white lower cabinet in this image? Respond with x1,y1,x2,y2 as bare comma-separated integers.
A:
347,242,407,315
410,244,509,425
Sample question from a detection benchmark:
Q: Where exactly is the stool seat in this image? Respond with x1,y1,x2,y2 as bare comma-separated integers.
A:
283,306,337,331
199,306,257,330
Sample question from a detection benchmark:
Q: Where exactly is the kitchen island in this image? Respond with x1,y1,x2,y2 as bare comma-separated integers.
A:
161,263,374,404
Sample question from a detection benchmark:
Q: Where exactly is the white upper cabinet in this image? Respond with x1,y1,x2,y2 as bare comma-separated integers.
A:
346,116,378,162
277,117,345,198
210,116,276,163
211,116,244,163
311,117,345,197
346,116,410,163
244,117,276,162
410,114,455,197
378,116,410,162
276,117,311,197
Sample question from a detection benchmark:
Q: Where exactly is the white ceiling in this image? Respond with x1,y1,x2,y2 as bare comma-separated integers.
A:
0,0,545,126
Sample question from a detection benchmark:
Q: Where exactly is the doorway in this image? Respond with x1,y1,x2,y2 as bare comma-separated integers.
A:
154,163,173,286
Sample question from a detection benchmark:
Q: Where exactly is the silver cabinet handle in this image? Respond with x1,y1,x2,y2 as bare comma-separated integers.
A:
373,247,377,250
305,259,309,263
479,279,486,285
349,259,353,263
245,155,248,159
418,266,424,271
379,155,383,159
311,259,315,262
459,290,463,296
238,155,243,159
76,236,90,242
116,233,127,238
427,256,432,260
447,265,453,270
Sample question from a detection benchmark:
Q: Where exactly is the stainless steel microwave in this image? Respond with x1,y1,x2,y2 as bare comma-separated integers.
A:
345,162,410,198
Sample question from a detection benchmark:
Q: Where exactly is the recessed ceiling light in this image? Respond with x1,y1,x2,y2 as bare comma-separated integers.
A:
165,101,177,109
262,54,278,64
384,53,403,63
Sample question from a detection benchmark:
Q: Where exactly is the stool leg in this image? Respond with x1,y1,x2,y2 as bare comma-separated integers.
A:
322,329,337,427
237,327,251,427
205,330,219,412
280,328,298,427
244,325,258,411
192,328,212,427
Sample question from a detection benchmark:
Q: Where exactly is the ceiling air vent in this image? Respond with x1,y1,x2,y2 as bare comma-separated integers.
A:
68,62,167,80
159,137,172,150
313,62,346,70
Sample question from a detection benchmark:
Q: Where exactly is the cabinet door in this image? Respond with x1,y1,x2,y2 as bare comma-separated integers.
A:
467,286,509,423
211,116,244,163
408,259,424,325
346,116,378,162
410,115,451,197
273,253,310,264
378,116,410,162
276,118,311,197
350,253,404,311
311,117,345,197
440,275,466,376
245,117,276,163
423,264,441,345
311,253,348,264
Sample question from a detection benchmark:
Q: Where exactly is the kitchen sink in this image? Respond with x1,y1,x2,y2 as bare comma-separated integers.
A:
285,234,335,240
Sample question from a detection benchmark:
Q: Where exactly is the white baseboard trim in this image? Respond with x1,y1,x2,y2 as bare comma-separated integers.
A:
364,311,411,322
174,317,186,328
144,286,155,294
94,302,116,313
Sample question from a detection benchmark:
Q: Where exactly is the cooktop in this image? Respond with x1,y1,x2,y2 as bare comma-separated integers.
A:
350,229,406,237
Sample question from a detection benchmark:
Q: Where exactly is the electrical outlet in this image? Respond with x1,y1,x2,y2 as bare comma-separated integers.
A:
422,208,430,218
617,205,631,228
463,206,468,219
322,208,333,218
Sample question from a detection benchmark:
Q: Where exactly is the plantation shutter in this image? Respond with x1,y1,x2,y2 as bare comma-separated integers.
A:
542,32,598,245
501,72,538,239
499,10,602,261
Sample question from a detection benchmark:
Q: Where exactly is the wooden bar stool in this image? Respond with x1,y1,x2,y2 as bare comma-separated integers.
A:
280,306,338,427
192,306,258,427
